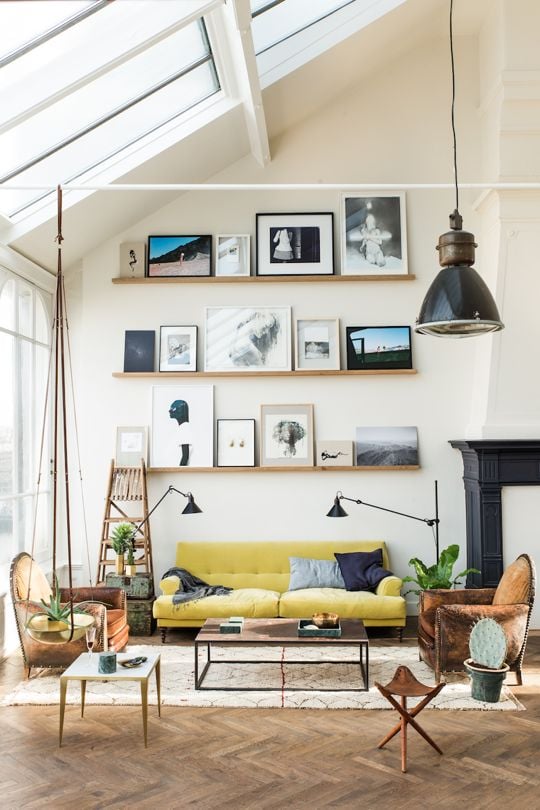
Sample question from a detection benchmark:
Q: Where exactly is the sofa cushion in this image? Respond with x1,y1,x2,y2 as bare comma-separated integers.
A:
492,556,532,606
279,587,406,621
334,549,392,592
289,557,345,591
153,588,280,621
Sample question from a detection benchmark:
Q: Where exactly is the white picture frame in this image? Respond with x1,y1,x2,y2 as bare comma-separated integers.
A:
216,235,250,277
341,192,408,275
260,404,314,467
205,306,291,372
217,419,256,467
295,317,340,370
151,385,214,468
315,440,354,467
159,325,197,372
119,242,145,278
115,426,148,466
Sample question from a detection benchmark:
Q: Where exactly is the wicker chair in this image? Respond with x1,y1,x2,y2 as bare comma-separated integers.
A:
10,553,129,678
418,553,536,684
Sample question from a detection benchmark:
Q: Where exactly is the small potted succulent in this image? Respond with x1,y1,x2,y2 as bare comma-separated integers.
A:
464,617,509,703
25,575,94,643
110,523,135,575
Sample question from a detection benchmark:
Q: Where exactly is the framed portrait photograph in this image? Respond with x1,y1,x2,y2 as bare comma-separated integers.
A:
355,426,418,467
151,385,214,468
256,213,334,276
147,235,212,277
341,193,408,275
315,440,353,467
159,325,197,372
119,242,145,278
115,426,148,466
295,318,340,370
123,330,155,372
205,305,291,372
216,235,250,277
260,404,314,467
217,419,256,467
346,326,412,370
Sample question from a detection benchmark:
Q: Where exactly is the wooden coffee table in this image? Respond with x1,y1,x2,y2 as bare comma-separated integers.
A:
194,617,369,692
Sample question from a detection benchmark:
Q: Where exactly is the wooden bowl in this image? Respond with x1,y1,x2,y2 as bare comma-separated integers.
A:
312,612,339,629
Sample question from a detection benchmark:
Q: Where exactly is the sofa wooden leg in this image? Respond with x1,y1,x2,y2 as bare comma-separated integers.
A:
160,628,168,644
397,627,404,643
515,667,523,686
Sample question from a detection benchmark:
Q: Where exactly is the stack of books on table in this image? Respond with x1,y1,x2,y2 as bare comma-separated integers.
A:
219,617,245,634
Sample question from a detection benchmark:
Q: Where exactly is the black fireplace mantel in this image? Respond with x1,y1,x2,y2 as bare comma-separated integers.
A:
450,439,540,586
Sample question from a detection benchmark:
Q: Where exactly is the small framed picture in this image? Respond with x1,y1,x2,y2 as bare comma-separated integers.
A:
123,330,155,372
217,419,256,467
315,440,353,467
205,305,291,372
260,404,314,467
119,242,145,278
151,385,214,467
115,426,148,466
355,426,418,467
341,193,408,275
256,213,334,276
346,326,412,370
159,326,197,372
295,318,340,370
216,235,250,277
147,235,212,277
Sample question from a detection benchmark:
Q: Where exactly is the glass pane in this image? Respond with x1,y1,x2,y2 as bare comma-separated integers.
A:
5,61,219,216
28,493,50,557
0,498,14,565
0,332,14,499
0,278,15,331
252,0,353,53
34,344,50,481
17,281,33,339
0,1,96,60
35,291,51,345
18,341,33,494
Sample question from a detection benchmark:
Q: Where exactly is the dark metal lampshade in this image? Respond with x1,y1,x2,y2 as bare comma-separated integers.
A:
181,494,202,514
326,496,348,518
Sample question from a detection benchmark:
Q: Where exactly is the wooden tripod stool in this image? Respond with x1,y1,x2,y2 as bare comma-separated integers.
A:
375,665,445,773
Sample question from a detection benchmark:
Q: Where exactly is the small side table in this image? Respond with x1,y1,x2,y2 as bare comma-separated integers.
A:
59,652,161,747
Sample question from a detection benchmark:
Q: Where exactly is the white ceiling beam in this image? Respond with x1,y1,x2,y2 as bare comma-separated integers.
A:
207,0,271,166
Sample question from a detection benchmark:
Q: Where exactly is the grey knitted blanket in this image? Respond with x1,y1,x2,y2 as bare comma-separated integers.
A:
162,566,232,605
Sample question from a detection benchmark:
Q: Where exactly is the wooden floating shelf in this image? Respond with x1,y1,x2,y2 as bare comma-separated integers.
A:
113,369,417,379
148,466,420,473
112,274,415,284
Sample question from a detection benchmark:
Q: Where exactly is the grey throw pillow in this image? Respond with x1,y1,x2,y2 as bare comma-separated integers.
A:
288,557,346,591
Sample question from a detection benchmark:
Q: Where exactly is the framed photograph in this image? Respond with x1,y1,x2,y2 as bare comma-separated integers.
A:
151,385,214,467
217,419,256,467
341,193,407,275
355,426,418,467
346,326,412,370
216,235,250,277
256,213,334,276
260,404,314,467
115,426,148,466
315,440,353,467
147,235,211,277
123,330,155,372
295,318,340,370
159,325,197,372
205,305,291,372
119,242,145,278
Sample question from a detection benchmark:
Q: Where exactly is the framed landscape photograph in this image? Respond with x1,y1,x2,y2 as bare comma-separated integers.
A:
159,325,197,372
115,426,148,466
151,385,214,468
216,235,250,277
256,213,334,276
355,426,418,467
123,330,155,372
205,305,291,372
341,193,407,275
295,318,340,370
147,235,211,277
346,326,412,370
315,440,353,467
119,242,145,278
260,404,314,467
217,419,256,467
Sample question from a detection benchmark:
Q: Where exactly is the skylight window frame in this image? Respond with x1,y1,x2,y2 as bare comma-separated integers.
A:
252,0,357,55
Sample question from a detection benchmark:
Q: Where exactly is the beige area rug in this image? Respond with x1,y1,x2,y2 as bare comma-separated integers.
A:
1,644,523,711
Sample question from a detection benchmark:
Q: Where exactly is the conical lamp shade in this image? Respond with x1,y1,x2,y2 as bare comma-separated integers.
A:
182,495,202,514
326,497,348,518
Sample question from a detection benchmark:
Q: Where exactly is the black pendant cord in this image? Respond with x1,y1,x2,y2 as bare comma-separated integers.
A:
449,0,459,216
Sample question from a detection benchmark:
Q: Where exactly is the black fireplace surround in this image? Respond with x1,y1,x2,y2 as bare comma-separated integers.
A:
450,440,540,587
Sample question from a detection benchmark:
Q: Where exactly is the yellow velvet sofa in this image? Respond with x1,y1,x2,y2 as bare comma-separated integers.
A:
153,540,406,641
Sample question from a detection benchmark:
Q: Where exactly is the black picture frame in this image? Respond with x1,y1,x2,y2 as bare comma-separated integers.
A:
346,326,412,370
123,330,155,372
147,235,212,278
256,213,334,276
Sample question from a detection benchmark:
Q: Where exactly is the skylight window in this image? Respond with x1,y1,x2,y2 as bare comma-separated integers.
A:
251,0,355,54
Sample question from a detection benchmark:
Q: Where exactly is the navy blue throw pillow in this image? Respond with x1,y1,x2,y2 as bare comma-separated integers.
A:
334,549,393,592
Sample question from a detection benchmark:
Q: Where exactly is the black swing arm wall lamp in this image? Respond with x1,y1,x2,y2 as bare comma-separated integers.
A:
327,481,440,563
127,485,202,546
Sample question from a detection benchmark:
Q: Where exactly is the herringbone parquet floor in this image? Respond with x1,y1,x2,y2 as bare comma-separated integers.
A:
1,623,539,810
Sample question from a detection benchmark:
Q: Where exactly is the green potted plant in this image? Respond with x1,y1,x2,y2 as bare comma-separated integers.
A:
25,575,94,643
402,544,480,595
110,523,135,575
464,617,509,703
125,537,137,577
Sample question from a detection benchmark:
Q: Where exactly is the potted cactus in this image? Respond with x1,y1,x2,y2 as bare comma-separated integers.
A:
464,617,509,703
110,523,135,575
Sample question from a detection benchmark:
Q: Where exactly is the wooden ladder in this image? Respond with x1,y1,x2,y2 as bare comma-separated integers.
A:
97,459,153,584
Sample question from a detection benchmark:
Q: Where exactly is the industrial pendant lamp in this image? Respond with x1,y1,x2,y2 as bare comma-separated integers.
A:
415,0,504,338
